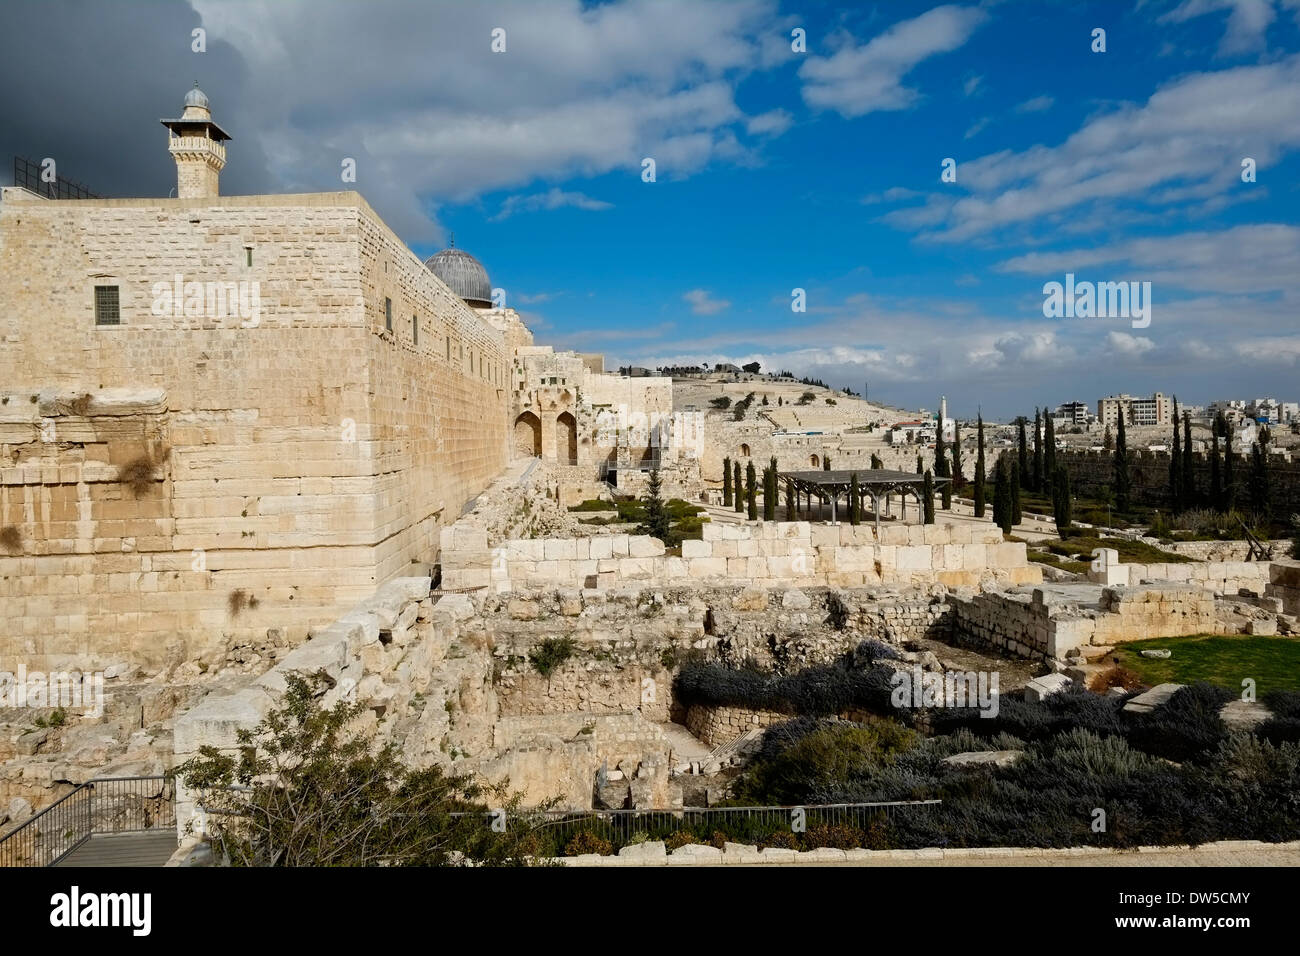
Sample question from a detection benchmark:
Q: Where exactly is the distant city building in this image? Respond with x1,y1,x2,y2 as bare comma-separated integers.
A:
1097,392,1171,427
1056,401,1092,425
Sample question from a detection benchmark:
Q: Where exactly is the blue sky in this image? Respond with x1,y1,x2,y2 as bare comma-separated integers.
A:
4,0,1299,419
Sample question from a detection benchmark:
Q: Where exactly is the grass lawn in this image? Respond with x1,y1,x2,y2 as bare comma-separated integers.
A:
1112,633,1300,695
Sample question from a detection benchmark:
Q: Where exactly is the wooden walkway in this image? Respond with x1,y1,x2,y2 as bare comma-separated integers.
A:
53,831,178,867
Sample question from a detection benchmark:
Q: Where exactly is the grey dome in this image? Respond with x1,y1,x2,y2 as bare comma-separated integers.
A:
424,247,492,307
184,85,210,109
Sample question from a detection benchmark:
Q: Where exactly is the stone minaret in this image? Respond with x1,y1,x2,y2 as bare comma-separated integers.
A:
160,85,231,199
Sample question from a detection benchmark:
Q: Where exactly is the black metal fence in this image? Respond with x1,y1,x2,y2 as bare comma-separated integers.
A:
11,155,99,200
0,776,175,867
453,800,941,854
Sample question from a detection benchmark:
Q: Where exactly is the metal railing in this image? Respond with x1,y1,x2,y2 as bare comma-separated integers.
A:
0,776,175,867
453,800,941,853
11,155,100,200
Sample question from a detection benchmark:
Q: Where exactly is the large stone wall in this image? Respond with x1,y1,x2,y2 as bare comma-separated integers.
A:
440,518,1041,593
0,188,509,669
951,583,1220,661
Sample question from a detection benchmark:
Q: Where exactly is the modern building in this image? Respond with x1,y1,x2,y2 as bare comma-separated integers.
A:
1056,401,1092,425
1097,392,1171,428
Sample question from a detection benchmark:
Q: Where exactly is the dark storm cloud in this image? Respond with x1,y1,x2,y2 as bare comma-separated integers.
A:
0,0,274,198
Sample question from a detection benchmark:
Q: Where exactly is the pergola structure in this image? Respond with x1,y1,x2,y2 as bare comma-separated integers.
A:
779,469,949,534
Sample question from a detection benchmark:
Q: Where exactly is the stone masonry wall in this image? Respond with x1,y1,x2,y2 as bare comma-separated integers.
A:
0,189,510,669
440,518,1041,593
951,583,1221,662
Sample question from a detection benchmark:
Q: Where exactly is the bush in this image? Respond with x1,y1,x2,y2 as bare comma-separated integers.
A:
568,499,616,512
564,830,614,856
733,721,919,805
174,672,549,866
664,830,700,850
801,823,863,849
1125,682,1233,763
529,638,577,678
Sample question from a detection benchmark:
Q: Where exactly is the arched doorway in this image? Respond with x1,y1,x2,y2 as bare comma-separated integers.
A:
556,411,577,464
514,412,541,457
810,454,820,468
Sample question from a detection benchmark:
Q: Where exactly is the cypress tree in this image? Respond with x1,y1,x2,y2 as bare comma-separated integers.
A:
1032,410,1043,491
917,454,923,475
934,430,950,510
645,469,670,542
1169,398,1182,511
763,459,776,521
922,469,935,524
1103,424,1113,451
849,472,861,526
746,461,757,520
973,414,987,518
786,480,795,520
722,456,732,507
1115,414,1131,513
1019,416,1031,490
1181,412,1194,510
870,453,883,470
823,456,831,471
1010,460,1022,526
734,461,744,514
1052,462,1072,538
1043,413,1056,496
993,457,1012,534
1209,434,1223,513
951,422,963,489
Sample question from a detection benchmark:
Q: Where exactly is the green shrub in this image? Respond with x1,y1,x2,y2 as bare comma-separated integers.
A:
568,499,616,512
529,638,577,678
564,830,613,856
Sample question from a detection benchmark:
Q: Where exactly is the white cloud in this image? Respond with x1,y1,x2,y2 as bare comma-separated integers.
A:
190,0,786,240
1159,0,1278,55
799,5,987,118
885,55,1300,243
996,224,1300,296
746,108,794,137
491,188,612,220
1106,331,1156,357
683,289,731,315
1014,95,1054,113
964,117,990,139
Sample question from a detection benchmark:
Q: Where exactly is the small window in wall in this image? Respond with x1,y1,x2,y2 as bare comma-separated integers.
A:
385,297,392,332
94,285,120,325
412,314,418,345
244,247,253,267
446,335,451,360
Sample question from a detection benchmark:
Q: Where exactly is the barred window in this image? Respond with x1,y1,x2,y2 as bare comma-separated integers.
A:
94,285,120,325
